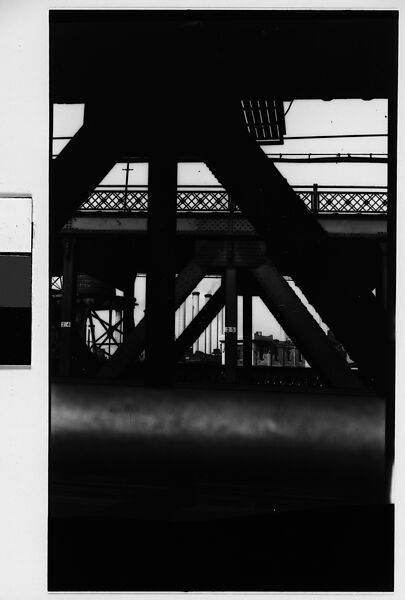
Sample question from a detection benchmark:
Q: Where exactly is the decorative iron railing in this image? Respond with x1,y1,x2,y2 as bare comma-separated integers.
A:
78,184,388,214
296,184,387,214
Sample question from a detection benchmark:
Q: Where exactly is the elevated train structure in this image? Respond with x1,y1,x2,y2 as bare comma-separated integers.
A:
49,10,397,591
52,183,388,381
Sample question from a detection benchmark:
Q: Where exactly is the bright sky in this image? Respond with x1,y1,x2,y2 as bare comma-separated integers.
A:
53,99,387,188
53,99,387,347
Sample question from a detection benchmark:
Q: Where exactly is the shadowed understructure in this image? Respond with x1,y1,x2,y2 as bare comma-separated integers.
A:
49,10,397,592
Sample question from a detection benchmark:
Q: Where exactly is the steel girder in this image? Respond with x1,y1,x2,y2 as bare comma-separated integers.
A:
175,286,225,362
51,99,389,389
51,381,385,499
251,261,364,390
201,104,388,388
144,158,178,386
99,260,208,378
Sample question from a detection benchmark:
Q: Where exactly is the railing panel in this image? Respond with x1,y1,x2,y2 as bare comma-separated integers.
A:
177,190,229,211
317,191,387,213
77,186,388,214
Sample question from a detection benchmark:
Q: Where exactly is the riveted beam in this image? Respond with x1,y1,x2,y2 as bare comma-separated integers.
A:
58,237,77,376
202,105,388,387
122,274,136,339
175,286,225,361
51,105,120,236
224,267,238,384
144,157,178,387
251,260,364,390
63,214,388,239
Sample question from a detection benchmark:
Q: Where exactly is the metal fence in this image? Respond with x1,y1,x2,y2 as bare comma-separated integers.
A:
78,184,388,214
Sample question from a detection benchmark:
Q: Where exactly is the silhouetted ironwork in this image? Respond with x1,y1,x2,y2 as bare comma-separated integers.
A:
79,184,388,214
81,189,149,211
240,99,285,142
52,99,286,158
177,189,230,211
85,309,123,360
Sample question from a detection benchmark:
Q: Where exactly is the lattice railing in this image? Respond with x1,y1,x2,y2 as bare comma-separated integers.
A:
318,190,387,213
177,190,230,211
78,185,388,214
80,189,148,211
295,185,388,214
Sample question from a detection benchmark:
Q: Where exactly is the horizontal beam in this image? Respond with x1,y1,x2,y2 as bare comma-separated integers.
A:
51,381,386,499
63,214,387,239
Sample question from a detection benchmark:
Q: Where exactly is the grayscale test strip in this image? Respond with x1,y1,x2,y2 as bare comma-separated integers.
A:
0,194,32,365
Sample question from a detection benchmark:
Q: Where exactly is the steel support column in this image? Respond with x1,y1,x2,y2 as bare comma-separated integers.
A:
58,237,77,376
99,260,207,378
202,105,387,386
224,268,238,383
123,274,136,339
377,242,388,310
51,104,121,240
243,293,252,367
144,158,178,386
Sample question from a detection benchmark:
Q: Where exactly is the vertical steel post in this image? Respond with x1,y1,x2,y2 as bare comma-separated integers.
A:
123,275,136,340
88,311,96,351
145,158,177,387
243,293,252,367
220,306,225,358
224,268,237,383
207,293,212,354
122,162,133,211
312,183,319,213
192,291,200,353
216,305,219,352
107,308,112,357
377,242,388,310
191,294,196,351
59,237,77,376
195,292,200,351
204,294,211,353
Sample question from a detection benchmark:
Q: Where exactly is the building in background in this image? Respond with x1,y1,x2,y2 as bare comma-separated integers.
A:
250,332,306,367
